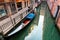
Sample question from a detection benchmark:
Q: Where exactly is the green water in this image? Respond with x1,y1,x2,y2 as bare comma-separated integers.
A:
6,1,60,40
43,1,60,40
7,3,41,40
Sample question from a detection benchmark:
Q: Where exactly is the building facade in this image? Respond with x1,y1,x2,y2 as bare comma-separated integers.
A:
0,0,33,35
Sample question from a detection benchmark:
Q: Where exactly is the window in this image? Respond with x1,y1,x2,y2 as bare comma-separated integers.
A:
17,2,22,11
10,3,16,14
0,5,6,18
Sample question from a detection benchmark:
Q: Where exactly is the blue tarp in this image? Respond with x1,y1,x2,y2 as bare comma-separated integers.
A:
26,13,35,19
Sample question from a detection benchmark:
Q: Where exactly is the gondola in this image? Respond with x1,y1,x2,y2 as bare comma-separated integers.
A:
7,12,35,36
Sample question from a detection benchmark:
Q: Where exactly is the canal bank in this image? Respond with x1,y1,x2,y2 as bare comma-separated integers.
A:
6,2,41,40
6,1,60,40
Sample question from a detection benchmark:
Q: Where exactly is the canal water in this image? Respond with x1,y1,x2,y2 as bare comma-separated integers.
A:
6,1,60,40
6,1,47,40
6,2,41,40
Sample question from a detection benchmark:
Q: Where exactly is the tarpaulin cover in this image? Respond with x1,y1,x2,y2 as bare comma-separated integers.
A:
26,13,35,19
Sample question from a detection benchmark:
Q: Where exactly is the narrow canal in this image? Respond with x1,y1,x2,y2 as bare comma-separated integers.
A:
6,1,60,40
6,2,41,40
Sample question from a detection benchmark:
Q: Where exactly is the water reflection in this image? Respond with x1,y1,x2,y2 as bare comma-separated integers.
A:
25,25,38,40
7,4,41,40
24,15,44,40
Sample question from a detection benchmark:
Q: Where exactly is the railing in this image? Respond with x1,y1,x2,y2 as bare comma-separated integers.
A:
0,7,29,35
0,3,36,35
